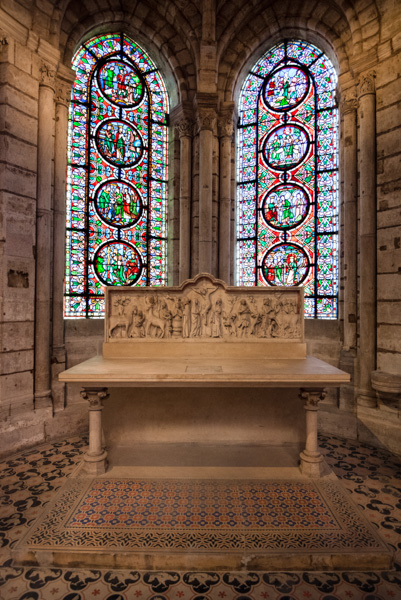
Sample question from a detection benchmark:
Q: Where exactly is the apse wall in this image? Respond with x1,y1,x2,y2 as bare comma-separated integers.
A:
0,0,400,458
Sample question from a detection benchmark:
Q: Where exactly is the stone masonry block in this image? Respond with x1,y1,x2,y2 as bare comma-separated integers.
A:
378,206,401,229
0,134,36,172
0,349,33,375
377,128,401,159
378,301,401,325
377,274,401,300
14,41,32,75
0,370,33,400
0,82,38,117
0,163,37,198
0,64,38,99
0,104,38,145
0,321,34,352
377,78,401,110
377,351,401,375
376,102,401,136
378,324,401,353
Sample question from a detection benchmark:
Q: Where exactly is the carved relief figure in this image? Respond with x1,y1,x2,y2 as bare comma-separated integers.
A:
107,276,302,342
210,299,223,338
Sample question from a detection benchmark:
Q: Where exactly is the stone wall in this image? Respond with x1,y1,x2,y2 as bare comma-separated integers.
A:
0,0,400,457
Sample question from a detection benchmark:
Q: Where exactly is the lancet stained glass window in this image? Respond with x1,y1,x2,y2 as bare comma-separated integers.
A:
65,33,169,318
237,40,338,319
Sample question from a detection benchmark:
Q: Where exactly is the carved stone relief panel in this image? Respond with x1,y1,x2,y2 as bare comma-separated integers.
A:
105,274,304,342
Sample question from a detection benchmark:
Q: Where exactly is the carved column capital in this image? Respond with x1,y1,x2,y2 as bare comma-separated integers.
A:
55,80,71,106
196,108,217,133
299,388,327,410
80,387,109,410
40,62,57,91
217,117,234,138
341,92,359,115
358,72,376,98
175,118,194,138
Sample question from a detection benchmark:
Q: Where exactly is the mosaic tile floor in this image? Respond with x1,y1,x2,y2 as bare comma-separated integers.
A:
1,434,401,599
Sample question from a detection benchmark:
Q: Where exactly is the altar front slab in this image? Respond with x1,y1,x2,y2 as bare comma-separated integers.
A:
59,355,349,388
16,475,392,572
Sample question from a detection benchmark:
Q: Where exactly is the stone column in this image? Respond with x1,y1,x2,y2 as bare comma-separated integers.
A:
175,118,193,282
357,73,377,408
197,107,217,274
299,388,327,477
218,115,234,284
342,91,358,350
34,63,56,410
51,79,71,412
80,388,109,474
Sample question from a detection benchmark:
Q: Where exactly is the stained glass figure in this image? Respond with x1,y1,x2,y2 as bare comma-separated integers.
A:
237,40,338,319
65,33,169,318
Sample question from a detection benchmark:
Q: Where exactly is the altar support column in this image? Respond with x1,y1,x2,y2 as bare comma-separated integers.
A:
299,388,327,477
197,105,217,274
218,114,234,284
176,119,193,282
34,63,56,410
80,388,109,474
357,73,377,409
52,79,71,412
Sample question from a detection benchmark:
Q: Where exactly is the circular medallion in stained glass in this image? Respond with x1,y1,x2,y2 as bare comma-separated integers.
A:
95,119,143,167
94,241,142,286
94,180,142,228
263,125,309,170
264,66,309,111
97,60,143,107
262,243,309,287
262,184,309,230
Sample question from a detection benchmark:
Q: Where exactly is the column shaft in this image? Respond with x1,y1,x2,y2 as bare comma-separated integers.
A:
199,127,214,273
358,74,377,408
342,96,358,350
52,83,70,411
176,120,192,282
218,118,233,284
34,65,56,409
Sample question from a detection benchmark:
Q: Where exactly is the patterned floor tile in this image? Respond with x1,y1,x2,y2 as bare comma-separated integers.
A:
0,434,401,600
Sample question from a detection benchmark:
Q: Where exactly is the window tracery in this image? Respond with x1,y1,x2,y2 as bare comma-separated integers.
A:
237,40,338,319
65,33,169,318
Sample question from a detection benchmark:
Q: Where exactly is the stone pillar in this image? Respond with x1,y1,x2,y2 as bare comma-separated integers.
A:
34,63,56,410
357,73,377,408
197,106,217,274
299,388,327,477
342,91,358,350
80,388,109,474
339,91,358,412
218,115,234,284
51,79,71,412
175,119,193,282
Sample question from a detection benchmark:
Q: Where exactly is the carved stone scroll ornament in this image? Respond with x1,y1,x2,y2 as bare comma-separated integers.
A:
55,80,71,106
217,117,234,138
175,118,194,138
196,108,217,133
341,91,359,115
40,63,57,91
358,72,376,98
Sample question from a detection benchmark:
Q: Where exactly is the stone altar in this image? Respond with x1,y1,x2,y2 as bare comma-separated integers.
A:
59,274,350,477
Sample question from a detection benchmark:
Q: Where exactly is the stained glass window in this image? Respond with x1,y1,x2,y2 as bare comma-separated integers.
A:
236,40,338,319
65,33,169,318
